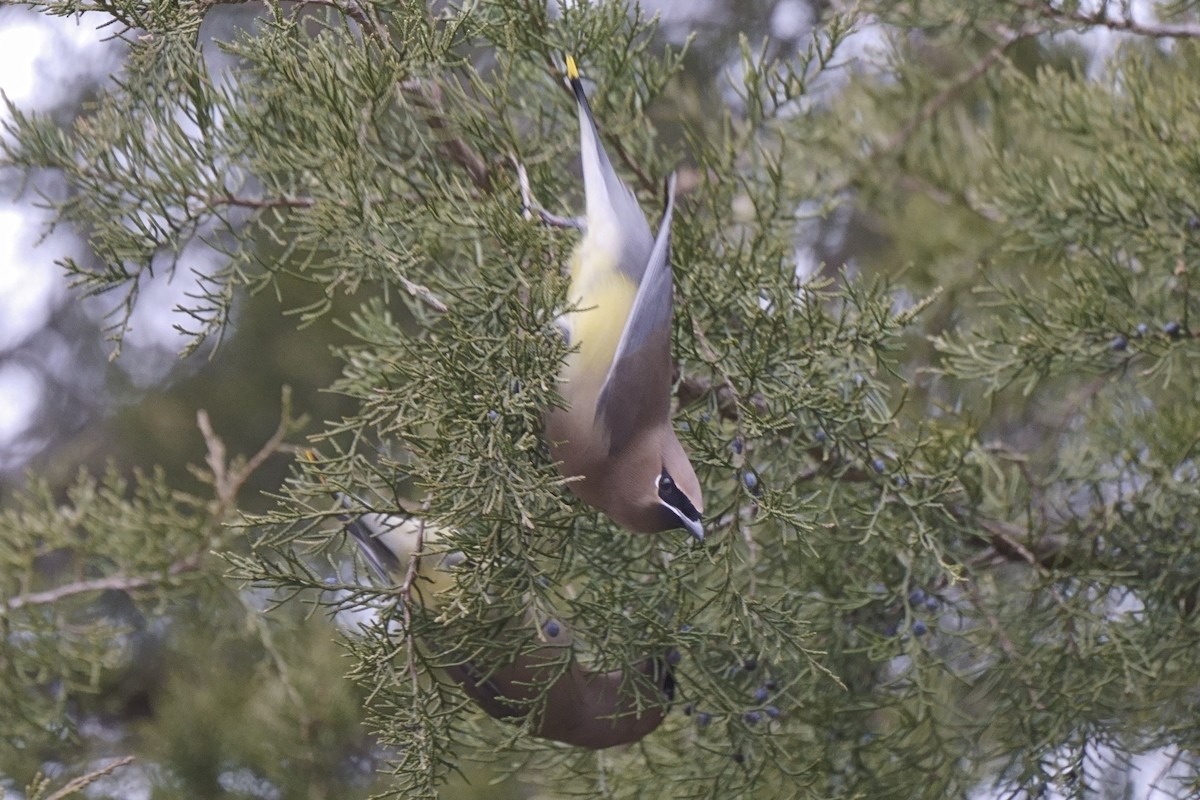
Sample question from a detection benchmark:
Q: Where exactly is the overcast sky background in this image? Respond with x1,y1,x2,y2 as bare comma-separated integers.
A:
0,7,232,472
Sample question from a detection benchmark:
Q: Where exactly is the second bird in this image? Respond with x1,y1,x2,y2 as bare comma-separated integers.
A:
542,57,704,540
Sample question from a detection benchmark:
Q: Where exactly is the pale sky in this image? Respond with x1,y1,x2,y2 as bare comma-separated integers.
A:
0,8,210,467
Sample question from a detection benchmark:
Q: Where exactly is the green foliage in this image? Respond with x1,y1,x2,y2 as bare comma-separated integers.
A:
0,466,215,753
4,0,1200,798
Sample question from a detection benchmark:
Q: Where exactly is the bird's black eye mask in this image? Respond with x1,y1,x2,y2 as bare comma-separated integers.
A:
657,468,700,522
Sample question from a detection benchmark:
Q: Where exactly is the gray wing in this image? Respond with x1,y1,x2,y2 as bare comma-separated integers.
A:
571,74,654,282
594,173,678,454
344,511,406,582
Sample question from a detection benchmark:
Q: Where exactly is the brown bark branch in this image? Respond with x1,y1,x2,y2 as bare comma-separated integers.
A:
45,756,136,800
197,387,293,508
6,403,297,612
6,556,203,611
1009,0,1200,38
878,23,1044,158
400,78,493,193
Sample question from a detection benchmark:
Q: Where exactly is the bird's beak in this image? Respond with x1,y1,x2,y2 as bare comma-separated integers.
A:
683,516,704,542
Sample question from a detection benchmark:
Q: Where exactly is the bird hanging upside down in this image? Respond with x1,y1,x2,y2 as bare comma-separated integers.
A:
539,56,704,541
333,491,675,749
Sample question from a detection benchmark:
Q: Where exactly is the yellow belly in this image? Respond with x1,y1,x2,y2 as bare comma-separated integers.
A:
562,240,637,401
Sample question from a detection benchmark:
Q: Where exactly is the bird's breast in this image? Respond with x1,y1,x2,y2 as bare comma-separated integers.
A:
547,232,640,512
562,237,637,393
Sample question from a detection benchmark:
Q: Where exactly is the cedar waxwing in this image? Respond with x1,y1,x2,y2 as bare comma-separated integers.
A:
333,493,675,749
541,57,704,540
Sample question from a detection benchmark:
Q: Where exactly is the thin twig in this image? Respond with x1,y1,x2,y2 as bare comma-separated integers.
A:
197,409,229,502
205,194,315,210
514,157,536,223
1008,0,1200,38
398,274,449,313
373,242,449,313
512,156,585,229
399,517,426,599
962,579,1045,709
45,756,136,800
197,389,291,508
978,518,1049,573
400,516,426,698
400,78,493,192
958,512,1077,648
878,22,1043,158
6,557,202,611
293,0,374,33
5,406,293,610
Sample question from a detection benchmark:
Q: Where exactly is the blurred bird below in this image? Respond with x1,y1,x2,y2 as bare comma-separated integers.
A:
314,464,676,749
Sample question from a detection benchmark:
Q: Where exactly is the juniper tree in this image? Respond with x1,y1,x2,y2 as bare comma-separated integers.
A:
3,1,1200,798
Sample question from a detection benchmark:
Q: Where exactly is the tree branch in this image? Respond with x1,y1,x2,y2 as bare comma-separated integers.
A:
197,386,294,508
291,0,374,32
45,756,136,800
6,402,299,613
201,1,490,192
205,194,316,209
400,78,493,193
5,556,203,611
1009,0,1200,39
878,22,1044,158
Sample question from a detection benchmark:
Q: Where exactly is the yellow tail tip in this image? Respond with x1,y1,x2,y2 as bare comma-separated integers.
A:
565,55,578,80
